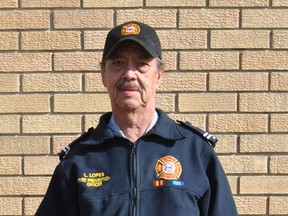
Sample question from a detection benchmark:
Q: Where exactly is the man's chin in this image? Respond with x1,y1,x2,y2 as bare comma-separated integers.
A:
113,99,146,111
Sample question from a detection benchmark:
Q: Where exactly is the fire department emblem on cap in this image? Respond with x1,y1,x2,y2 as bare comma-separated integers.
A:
121,23,141,35
155,155,182,180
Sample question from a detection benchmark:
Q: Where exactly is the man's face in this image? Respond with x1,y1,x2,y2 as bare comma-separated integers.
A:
101,41,163,111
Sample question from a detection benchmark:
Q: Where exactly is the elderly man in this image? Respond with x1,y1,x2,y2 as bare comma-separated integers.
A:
36,21,238,216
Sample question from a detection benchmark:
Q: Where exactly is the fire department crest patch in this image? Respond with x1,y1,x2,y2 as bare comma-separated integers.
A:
121,23,141,35
155,155,182,180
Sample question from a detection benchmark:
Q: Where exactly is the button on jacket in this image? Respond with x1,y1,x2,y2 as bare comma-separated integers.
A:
36,109,238,216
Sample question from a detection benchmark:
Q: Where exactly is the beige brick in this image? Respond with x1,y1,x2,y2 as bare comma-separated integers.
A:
0,115,19,134
54,94,111,113
180,51,239,70
0,198,22,215
0,95,50,113
157,30,207,50
179,9,239,29
240,176,288,194
240,93,288,112
0,177,50,195
0,53,51,72
0,157,22,175
211,30,269,49
271,114,288,132
240,134,288,153
0,136,50,155
54,10,113,29
179,93,237,112
269,196,288,214
0,10,50,30
52,135,79,154
84,0,142,7
22,31,81,50
0,74,19,92
209,72,268,91
219,155,267,174
25,156,58,175
234,196,267,215
23,73,82,92
242,51,288,70
54,52,101,71
24,197,43,216
84,114,102,130
84,31,108,50
270,156,288,174
210,0,269,7
21,0,80,7
23,115,82,134
227,176,238,195
162,52,177,71
209,114,268,133
168,113,206,129
85,73,107,92
242,9,288,28
273,0,288,6
155,94,175,112
0,0,18,8
271,72,288,91
273,30,288,49
159,72,207,92
214,135,237,154
146,0,204,6
0,32,18,50
117,9,177,28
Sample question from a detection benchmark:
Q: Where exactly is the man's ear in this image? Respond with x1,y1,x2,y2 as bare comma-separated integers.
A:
100,62,107,87
156,68,164,88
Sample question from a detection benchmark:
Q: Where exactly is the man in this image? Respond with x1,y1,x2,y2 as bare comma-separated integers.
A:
36,21,238,215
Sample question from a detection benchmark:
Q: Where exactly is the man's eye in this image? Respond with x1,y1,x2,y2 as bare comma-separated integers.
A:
136,62,150,72
111,61,124,69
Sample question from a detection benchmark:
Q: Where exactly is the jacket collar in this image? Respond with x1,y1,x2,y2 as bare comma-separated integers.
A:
80,109,184,146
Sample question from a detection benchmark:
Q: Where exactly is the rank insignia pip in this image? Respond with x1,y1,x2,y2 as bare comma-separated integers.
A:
155,155,182,180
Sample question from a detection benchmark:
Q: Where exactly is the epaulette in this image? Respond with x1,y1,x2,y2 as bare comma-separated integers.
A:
176,120,217,148
58,127,94,161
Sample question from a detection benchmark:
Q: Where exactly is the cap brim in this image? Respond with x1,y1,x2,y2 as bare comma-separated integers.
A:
104,37,159,60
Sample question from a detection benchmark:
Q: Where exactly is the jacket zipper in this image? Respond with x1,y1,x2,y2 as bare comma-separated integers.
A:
131,143,137,216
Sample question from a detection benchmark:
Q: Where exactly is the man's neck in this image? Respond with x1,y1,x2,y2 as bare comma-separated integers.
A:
112,107,156,142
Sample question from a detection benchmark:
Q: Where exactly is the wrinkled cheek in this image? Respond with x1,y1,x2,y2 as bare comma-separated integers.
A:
141,91,148,104
106,88,117,104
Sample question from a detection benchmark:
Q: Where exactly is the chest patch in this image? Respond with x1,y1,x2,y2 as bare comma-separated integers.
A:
155,155,182,180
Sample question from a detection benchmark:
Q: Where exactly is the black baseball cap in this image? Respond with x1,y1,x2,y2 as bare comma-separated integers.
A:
102,21,162,60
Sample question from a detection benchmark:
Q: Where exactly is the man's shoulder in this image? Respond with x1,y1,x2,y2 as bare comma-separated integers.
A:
58,127,95,161
176,120,218,148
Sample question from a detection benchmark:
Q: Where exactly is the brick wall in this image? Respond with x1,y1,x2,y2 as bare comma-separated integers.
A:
0,0,287,215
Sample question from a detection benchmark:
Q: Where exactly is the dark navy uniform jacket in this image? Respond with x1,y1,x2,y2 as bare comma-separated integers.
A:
36,109,238,216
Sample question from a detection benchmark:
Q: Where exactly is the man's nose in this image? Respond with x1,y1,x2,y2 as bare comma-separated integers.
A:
122,62,137,80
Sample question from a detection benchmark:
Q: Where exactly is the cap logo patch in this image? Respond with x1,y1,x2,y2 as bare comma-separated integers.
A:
121,23,141,35
155,155,182,180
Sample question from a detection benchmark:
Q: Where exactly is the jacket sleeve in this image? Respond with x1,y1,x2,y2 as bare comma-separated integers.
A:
35,164,79,216
198,148,238,216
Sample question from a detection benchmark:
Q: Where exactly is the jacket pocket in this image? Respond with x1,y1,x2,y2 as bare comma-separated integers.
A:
139,187,200,216
79,193,130,216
